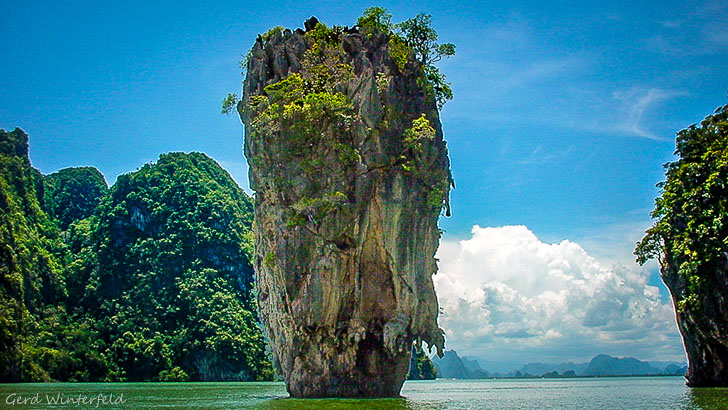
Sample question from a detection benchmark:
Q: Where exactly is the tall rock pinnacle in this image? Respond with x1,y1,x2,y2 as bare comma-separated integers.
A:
238,16,452,397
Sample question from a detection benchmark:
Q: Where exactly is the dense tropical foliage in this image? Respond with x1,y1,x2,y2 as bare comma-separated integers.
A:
0,128,272,381
43,167,108,230
636,104,728,312
0,128,68,381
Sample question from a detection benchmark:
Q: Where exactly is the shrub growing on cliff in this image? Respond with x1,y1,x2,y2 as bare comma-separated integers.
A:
226,8,456,115
221,93,239,114
397,13,455,109
635,104,728,312
359,7,456,109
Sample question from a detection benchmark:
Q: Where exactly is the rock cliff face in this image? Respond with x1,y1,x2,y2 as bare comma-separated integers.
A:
662,262,728,386
239,17,451,397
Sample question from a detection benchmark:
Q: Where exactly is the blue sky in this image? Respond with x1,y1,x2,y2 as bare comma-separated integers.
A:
2,0,726,365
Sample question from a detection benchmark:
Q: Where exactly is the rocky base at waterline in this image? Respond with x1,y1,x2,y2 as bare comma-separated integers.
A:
668,265,728,387
238,16,452,397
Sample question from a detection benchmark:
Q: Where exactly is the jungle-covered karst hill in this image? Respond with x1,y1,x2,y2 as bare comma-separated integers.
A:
0,128,272,382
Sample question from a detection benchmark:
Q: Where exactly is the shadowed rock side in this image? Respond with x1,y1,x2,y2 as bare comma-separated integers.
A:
238,18,451,397
663,260,728,386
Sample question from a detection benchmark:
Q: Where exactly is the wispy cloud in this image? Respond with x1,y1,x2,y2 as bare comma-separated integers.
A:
703,21,728,47
612,87,687,140
497,57,586,90
515,145,572,166
441,11,715,144
658,20,683,28
694,0,728,16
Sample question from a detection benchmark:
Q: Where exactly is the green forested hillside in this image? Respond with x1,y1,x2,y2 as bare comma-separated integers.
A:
0,128,272,382
80,152,271,381
0,128,68,381
44,167,108,230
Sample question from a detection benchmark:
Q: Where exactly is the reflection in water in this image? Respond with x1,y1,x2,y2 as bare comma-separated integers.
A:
685,387,728,409
255,397,420,409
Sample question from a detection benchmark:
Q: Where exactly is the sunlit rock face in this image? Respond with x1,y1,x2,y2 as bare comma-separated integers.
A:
238,17,451,397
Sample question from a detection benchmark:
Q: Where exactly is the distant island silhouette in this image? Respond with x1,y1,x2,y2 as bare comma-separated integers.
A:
433,350,687,379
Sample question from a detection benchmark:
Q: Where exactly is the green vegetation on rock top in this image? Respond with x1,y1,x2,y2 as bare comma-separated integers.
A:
224,7,456,113
357,7,456,109
636,104,728,312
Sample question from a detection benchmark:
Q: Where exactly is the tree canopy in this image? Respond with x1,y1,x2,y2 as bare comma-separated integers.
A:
358,7,456,109
356,6,393,32
44,167,108,230
635,104,728,312
396,13,455,68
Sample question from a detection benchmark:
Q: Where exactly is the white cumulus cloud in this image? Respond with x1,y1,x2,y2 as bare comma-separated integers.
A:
434,225,685,363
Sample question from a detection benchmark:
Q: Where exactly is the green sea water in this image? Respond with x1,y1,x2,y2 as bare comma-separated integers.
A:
2,377,727,409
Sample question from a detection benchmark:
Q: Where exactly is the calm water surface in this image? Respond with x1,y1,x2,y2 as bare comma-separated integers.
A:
2,377,727,409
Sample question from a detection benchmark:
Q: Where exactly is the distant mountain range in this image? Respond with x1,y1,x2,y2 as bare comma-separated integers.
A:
433,350,687,379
